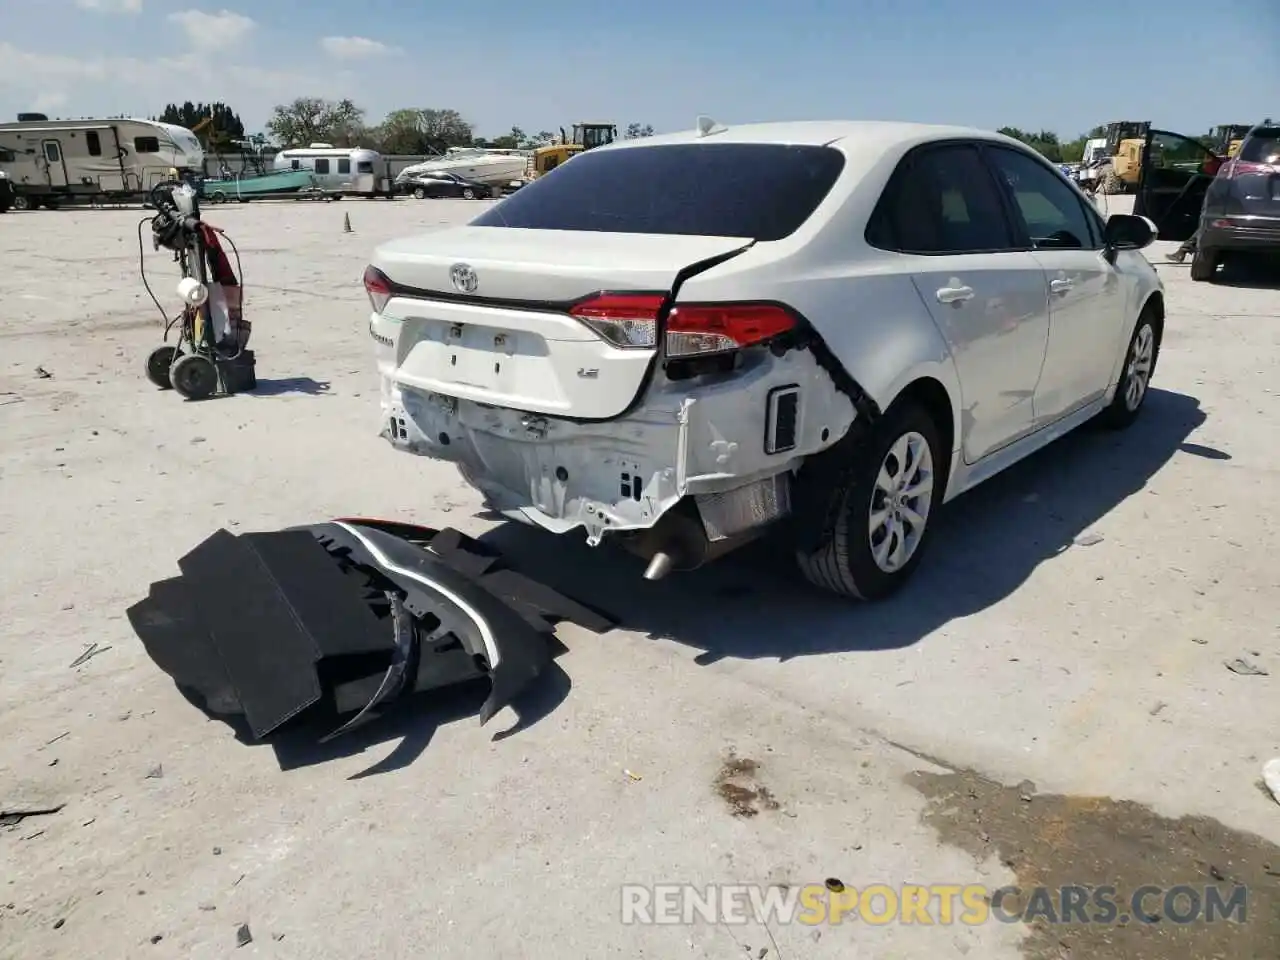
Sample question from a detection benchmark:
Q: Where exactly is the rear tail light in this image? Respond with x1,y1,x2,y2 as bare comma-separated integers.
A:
364,265,392,313
666,303,796,357
568,293,662,348
1221,159,1274,178
568,293,798,357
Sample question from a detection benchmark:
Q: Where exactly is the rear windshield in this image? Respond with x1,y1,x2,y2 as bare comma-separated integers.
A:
471,143,846,241
1239,129,1280,163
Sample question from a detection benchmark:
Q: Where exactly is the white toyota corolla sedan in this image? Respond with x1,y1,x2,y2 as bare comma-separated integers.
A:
364,119,1164,600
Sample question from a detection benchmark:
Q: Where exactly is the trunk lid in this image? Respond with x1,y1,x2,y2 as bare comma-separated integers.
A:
371,227,751,420
373,226,751,303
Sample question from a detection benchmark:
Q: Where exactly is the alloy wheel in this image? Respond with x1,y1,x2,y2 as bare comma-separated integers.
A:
1124,322,1155,411
868,431,935,573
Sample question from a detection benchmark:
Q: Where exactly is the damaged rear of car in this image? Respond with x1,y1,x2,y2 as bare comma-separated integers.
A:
367,137,866,579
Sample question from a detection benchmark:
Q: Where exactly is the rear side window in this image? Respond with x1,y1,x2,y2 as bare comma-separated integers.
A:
472,143,846,240
866,143,1015,254
1239,129,1280,164
135,136,160,153
357,161,374,173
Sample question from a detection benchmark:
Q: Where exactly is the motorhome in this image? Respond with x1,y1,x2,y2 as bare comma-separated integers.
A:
0,114,203,209
271,144,393,197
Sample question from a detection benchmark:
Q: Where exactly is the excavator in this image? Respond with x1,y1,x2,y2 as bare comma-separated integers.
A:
527,122,617,178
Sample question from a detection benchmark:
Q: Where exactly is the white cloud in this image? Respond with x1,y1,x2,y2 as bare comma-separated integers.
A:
75,0,143,12
0,42,330,127
167,9,256,49
319,36,398,60
32,92,69,112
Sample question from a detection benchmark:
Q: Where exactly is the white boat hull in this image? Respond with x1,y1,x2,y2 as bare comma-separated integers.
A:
399,155,528,186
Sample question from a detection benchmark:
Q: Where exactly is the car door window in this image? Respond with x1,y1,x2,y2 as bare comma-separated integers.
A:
986,147,1098,250
867,143,1016,255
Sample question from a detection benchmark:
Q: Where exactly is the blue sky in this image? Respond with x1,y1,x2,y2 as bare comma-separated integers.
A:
1,0,1277,140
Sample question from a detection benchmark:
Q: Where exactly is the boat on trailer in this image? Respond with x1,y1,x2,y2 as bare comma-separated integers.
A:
199,169,322,202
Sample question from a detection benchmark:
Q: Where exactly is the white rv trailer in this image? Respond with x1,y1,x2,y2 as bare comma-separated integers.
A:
271,144,394,197
0,115,203,209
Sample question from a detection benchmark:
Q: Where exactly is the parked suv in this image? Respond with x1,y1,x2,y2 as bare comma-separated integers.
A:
1192,121,1280,281
364,121,1164,600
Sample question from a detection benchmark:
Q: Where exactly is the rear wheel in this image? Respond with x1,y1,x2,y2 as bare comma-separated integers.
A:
1189,246,1220,282
412,187,426,199
146,345,179,389
12,195,30,211
794,402,944,600
462,187,477,200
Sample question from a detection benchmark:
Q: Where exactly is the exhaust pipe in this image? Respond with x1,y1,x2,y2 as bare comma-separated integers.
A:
626,510,759,581
643,551,675,581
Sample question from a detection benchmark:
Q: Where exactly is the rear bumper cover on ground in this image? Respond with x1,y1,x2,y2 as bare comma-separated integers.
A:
126,519,615,742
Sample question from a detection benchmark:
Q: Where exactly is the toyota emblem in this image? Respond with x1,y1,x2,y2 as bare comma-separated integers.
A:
450,263,478,294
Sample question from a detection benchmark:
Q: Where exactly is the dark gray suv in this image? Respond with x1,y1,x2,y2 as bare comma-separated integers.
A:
1192,122,1280,281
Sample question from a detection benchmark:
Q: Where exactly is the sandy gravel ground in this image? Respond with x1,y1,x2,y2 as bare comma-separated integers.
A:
0,195,1277,960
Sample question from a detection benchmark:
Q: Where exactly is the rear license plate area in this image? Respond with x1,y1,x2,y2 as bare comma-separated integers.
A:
441,323,512,389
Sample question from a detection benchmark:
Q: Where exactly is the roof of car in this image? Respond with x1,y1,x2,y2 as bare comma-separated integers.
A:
605,120,1021,152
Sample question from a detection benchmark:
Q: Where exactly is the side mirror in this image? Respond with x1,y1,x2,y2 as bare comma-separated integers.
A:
1103,213,1157,252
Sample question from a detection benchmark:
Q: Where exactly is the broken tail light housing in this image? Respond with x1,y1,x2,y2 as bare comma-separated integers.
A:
569,293,798,357
364,265,393,313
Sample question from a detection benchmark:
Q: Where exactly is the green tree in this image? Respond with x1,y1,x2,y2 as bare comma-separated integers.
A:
266,97,367,148
158,101,245,151
625,122,655,138
373,108,473,154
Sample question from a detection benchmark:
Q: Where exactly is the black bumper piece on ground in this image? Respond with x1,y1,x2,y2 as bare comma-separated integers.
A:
126,519,615,741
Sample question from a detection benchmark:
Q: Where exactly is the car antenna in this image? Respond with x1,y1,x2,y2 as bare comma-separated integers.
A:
696,115,728,138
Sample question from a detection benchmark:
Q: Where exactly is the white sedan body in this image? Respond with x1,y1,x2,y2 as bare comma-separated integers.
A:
365,120,1164,597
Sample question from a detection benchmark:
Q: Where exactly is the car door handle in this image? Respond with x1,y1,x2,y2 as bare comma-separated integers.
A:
1049,278,1074,293
936,285,974,304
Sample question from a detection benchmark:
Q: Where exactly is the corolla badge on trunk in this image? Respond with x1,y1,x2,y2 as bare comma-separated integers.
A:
450,263,478,294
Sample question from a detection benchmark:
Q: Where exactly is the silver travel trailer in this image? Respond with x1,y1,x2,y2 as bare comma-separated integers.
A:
0,114,203,209
271,144,394,197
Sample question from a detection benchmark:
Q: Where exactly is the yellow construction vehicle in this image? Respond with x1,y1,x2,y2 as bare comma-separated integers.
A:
1212,124,1251,158
1100,120,1152,194
528,122,618,178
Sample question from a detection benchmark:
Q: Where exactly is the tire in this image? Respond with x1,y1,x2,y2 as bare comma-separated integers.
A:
1102,171,1122,195
12,195,30,211
462,187,476,200
794,402,945,600
145,345,179,389
1098,308,1160,430
211,191,227,204
169,353,218,400
412,187,426,199
1189,246,1219,282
